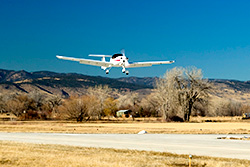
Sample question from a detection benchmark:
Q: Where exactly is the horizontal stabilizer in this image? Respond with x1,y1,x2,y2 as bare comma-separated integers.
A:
88,54,112,57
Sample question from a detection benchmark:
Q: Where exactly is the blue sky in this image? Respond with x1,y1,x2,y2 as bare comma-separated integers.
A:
1,0,250,80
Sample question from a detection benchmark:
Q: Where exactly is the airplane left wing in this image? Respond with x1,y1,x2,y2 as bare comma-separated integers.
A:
127,60,175,68
56,55,112,67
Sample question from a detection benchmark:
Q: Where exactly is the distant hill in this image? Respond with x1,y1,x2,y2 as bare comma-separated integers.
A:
0,69,152,98
0,69,153,89
210,79,250,92
119,77,250,92
1,69,250,103
117,76,157,87
0,69,34,82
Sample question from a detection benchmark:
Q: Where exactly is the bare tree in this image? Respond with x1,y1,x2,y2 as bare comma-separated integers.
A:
28,91,47,111
117,92,140,109
5,94,35,118
209,98,242,116
58,95,99,122
0,95,5,113
103,97,118,118
240,104,250,116
0,93,19,113
155,67,182,121
41,96,62,119
1,92,60,120
87,85,113,119
141,92,161,117
155,67,211,121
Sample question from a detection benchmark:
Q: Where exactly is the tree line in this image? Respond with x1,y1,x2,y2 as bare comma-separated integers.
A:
0,67,248,122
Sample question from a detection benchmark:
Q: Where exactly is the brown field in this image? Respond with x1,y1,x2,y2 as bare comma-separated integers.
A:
0,116,250,134
1,141,250,167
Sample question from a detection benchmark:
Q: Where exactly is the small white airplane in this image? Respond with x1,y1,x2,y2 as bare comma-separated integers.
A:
56,50,174,75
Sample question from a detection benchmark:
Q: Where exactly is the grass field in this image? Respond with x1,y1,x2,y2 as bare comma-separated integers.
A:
1,141,250,167
0,118,250,134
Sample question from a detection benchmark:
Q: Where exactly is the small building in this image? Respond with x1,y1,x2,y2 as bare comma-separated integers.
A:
116,110,132,118
243,113,250,119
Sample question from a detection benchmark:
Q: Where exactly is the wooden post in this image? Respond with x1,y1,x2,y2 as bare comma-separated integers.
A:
189,154,192,167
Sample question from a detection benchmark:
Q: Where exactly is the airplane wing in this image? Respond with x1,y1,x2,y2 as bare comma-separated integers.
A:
88,54,112,57
56,55,112,67
127,60,175,68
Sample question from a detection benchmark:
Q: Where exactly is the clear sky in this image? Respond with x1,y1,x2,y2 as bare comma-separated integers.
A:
1,0,250,80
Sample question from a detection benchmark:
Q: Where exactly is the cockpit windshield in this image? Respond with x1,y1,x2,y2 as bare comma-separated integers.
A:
112,54,123,59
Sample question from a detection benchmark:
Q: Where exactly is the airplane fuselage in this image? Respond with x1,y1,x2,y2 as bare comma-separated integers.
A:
109,54,129,68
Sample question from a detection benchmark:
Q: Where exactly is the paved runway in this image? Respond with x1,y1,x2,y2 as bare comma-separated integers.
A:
0,132,250,160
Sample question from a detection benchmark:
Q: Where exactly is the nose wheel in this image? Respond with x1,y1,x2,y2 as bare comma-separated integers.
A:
121,67,129,75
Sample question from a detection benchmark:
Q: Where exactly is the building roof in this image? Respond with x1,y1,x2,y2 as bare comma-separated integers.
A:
116,110,130,113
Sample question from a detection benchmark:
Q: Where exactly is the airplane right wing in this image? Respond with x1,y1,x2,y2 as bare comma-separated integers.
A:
56,55,113,67
127,60,175,68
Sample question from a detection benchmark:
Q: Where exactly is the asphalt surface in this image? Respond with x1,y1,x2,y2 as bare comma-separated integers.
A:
0,132,250,160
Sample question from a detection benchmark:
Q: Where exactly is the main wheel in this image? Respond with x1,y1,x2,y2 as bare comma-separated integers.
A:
125,71,129,75
105,70,109,74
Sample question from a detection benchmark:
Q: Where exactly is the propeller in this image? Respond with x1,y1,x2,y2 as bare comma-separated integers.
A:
120,49,125,56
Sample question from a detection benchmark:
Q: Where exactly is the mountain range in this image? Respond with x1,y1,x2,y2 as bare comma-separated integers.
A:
1,69,250,103
0,69,153,98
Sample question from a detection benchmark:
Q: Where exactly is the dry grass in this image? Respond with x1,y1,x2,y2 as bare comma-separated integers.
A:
0,119,250,134
1,141,249,167
0,115,250,134
190,116,243,122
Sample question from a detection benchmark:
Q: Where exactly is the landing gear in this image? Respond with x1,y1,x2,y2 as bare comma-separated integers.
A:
121,66,129,75
105,70,109,74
